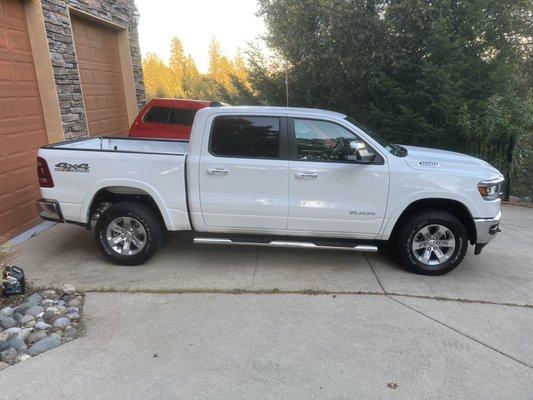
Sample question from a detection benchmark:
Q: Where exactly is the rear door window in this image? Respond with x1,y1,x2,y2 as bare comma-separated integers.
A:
210,116,280,159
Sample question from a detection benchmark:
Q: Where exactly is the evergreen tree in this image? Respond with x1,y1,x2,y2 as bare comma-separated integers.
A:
208,38,237,94
142,53,183,99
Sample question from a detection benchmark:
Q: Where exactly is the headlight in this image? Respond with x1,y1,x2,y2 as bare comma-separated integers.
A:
478,176,504,200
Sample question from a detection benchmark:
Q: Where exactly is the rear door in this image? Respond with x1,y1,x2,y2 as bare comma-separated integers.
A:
199,115,289,230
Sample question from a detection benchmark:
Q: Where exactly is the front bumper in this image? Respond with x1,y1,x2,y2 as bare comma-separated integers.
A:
36,199,64,223
473,211,501,254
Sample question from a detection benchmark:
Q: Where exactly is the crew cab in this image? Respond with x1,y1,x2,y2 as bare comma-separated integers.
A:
129,98,225,140
36,106,503,275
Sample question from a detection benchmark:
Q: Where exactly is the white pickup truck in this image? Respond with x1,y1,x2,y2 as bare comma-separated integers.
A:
36,106,503,275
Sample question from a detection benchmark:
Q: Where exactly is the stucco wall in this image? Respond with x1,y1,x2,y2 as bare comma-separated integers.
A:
40,0,145,139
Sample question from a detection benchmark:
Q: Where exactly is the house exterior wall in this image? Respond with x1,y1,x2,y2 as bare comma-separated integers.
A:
40,0,145,139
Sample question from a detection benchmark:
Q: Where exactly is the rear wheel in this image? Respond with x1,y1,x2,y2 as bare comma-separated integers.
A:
95,201,163,265
396,209,468,275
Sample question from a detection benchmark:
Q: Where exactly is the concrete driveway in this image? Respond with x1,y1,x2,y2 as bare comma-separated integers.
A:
1,204,532,399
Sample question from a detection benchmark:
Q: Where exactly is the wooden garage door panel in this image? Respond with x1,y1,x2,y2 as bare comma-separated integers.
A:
71,15,129,137
0,0,48,240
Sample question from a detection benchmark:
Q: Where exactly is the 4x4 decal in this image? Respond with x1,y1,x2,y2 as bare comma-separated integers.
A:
54,162,90,173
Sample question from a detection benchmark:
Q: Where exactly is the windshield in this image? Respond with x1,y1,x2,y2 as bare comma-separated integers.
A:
344,117,405,156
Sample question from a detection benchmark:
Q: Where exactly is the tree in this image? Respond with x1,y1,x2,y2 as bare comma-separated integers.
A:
142,53,183,99
254,0,532,136
168,37,187,96
244,42,287,105
208,38,237,94
251,0,532,195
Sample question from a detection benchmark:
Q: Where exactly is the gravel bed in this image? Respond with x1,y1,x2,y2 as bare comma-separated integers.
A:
0,284,83,370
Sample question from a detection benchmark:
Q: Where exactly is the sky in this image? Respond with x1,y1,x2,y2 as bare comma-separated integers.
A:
135,0,266,73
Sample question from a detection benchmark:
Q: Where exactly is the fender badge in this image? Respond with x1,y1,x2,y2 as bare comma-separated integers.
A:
54,162,90,173
417,161,440,168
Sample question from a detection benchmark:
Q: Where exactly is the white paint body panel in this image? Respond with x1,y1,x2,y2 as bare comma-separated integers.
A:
39,138,190,231
288,161,388,237
199,157,289,230
39,107,502,243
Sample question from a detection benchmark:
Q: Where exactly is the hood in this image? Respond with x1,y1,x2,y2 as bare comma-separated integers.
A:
401,145,502,179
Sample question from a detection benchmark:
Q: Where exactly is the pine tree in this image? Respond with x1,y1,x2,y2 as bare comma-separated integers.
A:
208,38,237,94
142,53,183,99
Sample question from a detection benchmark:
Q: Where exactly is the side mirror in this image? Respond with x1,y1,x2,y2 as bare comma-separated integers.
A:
347,140,376,163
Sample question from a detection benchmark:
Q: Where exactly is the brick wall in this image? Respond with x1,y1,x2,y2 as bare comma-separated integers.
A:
40,0,146,139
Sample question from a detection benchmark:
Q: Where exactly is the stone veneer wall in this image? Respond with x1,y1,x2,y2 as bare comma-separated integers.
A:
40,0,146,139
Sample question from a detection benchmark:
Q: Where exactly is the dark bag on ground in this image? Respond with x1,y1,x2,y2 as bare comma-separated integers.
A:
1,266,25,296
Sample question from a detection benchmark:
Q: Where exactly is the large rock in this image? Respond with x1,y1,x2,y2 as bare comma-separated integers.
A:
41,290,58,300
0,315,16,329
27,336,61,356
0,332,25,352
27,331,47,344
0,347,17,364
13,302,31,315
56,305,67,314
20,315,35,325
0,307,14,317
34,321,52,331
24,320,36,328
43,308,61,324
25,305,44,317
17,354,31,362
68,297,82,308
27,293,42,305
0,361,9,370
53,317,70,329
66,312,80,321
41,299,55,308
11,312,23,322
3,327,21,336
61,284,76,295
19,328,31,341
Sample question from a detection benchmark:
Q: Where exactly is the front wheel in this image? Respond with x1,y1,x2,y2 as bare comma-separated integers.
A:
95,201,163,265
396,209,468,275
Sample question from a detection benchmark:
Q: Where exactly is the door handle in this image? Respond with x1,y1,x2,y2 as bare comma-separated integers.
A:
207,168,229,175
295,172,318,179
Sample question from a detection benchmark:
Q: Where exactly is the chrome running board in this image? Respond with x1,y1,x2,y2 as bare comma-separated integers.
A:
193,237,378,252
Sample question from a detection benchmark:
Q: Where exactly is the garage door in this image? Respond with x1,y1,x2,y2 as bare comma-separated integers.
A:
0,0,47,240
71,15,129,136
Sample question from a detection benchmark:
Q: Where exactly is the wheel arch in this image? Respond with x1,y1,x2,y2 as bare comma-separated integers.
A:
83,182,173,230
387,198,477,245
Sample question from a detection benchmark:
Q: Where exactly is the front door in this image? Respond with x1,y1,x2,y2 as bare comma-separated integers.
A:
287,118,389,237
199,115,289,230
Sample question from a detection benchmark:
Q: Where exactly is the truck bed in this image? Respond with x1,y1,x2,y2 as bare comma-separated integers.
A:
38,136,191,231
43,136,189,155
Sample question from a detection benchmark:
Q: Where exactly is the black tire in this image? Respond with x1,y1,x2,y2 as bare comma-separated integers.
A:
94,201,163,266
396,209,468,275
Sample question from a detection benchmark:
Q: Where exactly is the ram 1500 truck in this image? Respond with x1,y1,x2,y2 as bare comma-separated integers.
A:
36,106,503,275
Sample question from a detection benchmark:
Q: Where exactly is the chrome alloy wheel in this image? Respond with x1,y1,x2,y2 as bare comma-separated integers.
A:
411,224,456,266
106,217,147,256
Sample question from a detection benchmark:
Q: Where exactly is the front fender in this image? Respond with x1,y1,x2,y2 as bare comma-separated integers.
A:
379,191,478,240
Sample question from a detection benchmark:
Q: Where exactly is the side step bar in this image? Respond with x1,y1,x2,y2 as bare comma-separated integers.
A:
193,237,378,252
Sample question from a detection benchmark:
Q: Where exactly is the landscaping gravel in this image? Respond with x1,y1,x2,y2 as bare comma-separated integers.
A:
0,284,83,370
